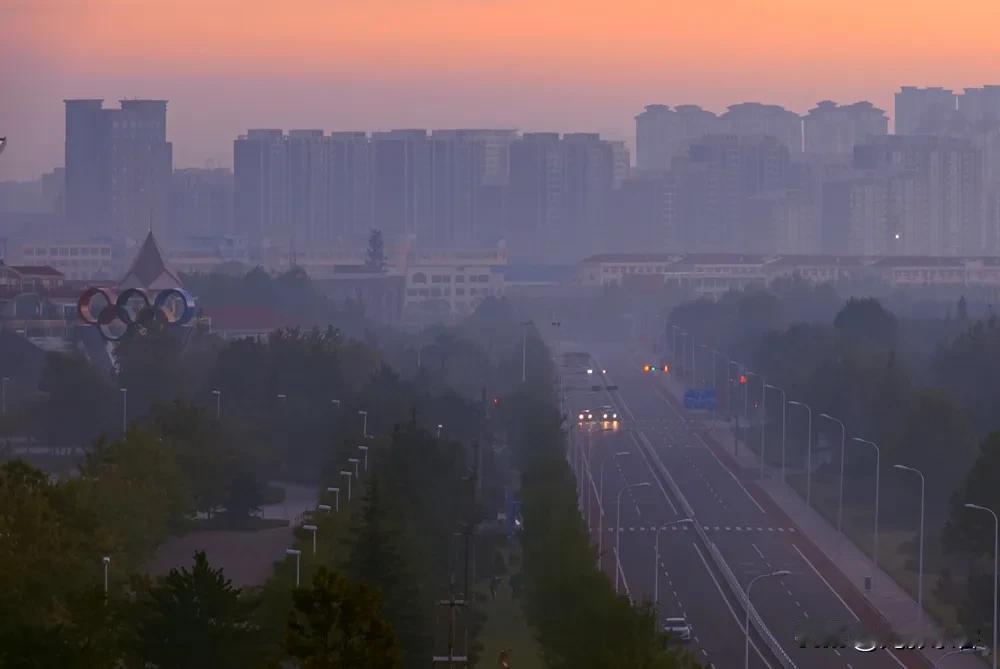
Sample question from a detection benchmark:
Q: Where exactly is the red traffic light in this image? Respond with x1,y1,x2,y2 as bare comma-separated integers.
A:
661,364,670,373
739,374,748,385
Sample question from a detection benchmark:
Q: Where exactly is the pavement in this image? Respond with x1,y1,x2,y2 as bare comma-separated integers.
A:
558,342,987,669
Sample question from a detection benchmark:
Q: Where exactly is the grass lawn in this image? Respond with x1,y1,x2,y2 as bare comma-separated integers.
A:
474,576,544,669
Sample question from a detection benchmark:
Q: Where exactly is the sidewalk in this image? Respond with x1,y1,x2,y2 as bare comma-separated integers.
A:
661,373,986,669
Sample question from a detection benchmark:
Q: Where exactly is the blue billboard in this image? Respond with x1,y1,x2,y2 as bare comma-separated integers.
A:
684,388,716,411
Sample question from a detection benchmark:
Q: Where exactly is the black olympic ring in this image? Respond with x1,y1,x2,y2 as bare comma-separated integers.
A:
78,287,195,341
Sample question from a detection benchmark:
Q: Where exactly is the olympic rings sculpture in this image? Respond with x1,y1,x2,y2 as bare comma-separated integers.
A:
78,287,195,341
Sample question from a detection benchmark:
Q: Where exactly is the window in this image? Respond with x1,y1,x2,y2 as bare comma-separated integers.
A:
101,248,110,256
431,287,441,297
455,275,465,283
477,274,489,283
456,288,465,296
70,248,79,256
406,289,420,296
24,248,34,256
412,272,427,284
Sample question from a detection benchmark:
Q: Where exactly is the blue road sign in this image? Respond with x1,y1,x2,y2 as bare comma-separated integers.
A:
684,388,716,411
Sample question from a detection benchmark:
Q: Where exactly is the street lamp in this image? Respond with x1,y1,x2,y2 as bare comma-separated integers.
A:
331,399,341,408
436,424,444,439
348,457,361,478
211,389,221,420
655,519,694,606
277,393,287,401
746,571,791,669
119,388,128,434
893,464,925,635
964,503,998,669
326,486,340,512
763,384,786,484
358,445,369,472
358,410,368,439
340,470,353,501
615,481,651,594
787,401,813,506
318,504,332,513
852,438,881,572
302,524,318,555
819,414,847,536
102,555,111,595
598,451,630,569
285,548,302,587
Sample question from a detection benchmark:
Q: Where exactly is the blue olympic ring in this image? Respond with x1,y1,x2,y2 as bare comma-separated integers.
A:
78,287,195,341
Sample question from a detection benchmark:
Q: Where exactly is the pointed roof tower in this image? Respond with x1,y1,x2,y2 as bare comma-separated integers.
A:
119,231,183,291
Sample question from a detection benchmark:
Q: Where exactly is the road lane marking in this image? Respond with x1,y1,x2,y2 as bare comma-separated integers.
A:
691,541,774,669
690,431,767,514
790,544,860,622
752,544,767,561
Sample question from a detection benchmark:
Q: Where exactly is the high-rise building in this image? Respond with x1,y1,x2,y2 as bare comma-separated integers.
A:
721,103,802,154
803,101,888,156
170,168,234,238
64,99,173,241
507,132,564,262
563,133,615,258
234,129,288,251
852,135,983,255
958,86,1000,130
894,86,957,135
615,172,679,252
673,134,791,251
287,129,329,246
327,131,372,243
370,130,432,240
634,104,719,172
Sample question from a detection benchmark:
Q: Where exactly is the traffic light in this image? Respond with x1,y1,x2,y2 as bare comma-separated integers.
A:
661,364,670,373
643,364,651,373
739,374,748,385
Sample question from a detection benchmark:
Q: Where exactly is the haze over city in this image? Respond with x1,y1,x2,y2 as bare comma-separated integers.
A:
5,3,1000,669
4,0,1000,179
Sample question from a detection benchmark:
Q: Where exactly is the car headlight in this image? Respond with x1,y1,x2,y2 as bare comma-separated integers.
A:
578,413,584,420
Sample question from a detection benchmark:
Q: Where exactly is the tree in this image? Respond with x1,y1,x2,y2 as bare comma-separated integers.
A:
366,229,386,273
957,295,970,322
286,568,403,669
833,297,898,350
225,468,264,523
131,551,262,669
33,351,116,445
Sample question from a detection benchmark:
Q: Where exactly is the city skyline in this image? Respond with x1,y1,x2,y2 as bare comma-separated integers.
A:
4,0,1000,180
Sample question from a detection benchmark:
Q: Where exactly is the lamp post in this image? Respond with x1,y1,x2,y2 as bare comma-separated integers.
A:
211,389,221,420
745,370,759,420
763,384,787,484
728,360,743,420
340,470,353,501
302,524,318,555
348,457,361,478
964,503,998,669
788,401,813,506
852,438,881,572
436,424,444,439
318,504,332,513
326,486,340,512
598,451,630,570
746,571,791,669
102,555,111,595
893,465,925,635
819,414,847,536
358,410,368,439
277,393,287,401
615,481,651,594
654,519,694,607
119,388,128,433
358,445,369,472
285,548,301,587
331,398,341,408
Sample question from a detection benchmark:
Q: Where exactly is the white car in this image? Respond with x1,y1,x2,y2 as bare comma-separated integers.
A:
597,405,619,423
663,617,692,643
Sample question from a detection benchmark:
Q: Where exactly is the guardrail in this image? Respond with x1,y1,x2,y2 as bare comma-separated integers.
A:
636,430,797,669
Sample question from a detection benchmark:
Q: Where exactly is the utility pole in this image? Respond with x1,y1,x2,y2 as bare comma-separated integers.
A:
432,597,468,667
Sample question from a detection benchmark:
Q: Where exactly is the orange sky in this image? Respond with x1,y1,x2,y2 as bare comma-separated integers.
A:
3,0,1000,179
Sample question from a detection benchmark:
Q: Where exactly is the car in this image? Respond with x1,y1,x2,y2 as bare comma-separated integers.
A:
597,405,619,422
576,409,595,423
662,617,692,643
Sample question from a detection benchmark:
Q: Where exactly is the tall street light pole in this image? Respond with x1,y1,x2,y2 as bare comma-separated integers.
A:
964,502,998,669
285,548,301,587
819,414,848,536
893,464,925,636
326,486,340,512
358,410,368,439
102,555,111,595
358,445,369,472
598,451,630,570
340,470,353,501
788,401,813,506
212,389,221,420
746,571,790,669
655,519,694,607
852,438,881,573
120,388,128,434
302,524,318,555
615,481,650,594
764,384,787,484
348,457,361,479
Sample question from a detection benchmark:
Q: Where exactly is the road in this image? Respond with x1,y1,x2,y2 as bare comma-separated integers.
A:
562,344,918,669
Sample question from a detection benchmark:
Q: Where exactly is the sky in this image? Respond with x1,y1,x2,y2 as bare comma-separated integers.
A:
2,0,1000,180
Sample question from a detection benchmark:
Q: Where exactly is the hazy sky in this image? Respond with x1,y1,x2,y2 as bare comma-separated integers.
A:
3,0,1000,180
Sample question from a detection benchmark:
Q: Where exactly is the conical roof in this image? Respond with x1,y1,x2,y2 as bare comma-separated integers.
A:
120,231,182,290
